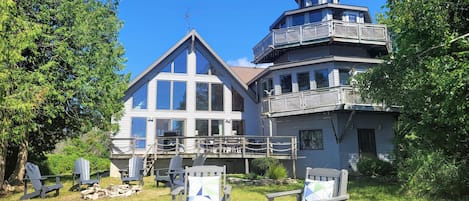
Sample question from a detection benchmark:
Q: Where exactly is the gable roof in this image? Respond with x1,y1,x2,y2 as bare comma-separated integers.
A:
230,66,265,85
127,30,256,101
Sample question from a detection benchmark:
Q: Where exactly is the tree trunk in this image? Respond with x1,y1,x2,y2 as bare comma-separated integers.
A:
7,133,28,186
0,139,7,191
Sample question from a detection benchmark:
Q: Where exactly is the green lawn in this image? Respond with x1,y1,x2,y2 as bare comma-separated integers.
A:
1,175,427,201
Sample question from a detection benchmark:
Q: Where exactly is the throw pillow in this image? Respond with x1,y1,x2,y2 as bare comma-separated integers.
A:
302,179,335,201
188,176,220,201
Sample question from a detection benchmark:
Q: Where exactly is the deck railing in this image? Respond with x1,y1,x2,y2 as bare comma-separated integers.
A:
253,20,389,61
110,136,298,160
262,86,376,115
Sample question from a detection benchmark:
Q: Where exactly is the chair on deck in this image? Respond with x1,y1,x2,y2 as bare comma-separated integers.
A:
192,153,206,166
72,157,100,191
155,155,183,187
266,167,349,201
171,165,231,201
120,156,144,186
21,162,63,200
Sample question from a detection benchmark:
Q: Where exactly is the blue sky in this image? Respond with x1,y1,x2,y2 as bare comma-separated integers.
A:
118,0,387,80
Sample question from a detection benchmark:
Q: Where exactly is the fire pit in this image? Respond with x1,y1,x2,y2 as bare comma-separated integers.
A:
81,184,142,200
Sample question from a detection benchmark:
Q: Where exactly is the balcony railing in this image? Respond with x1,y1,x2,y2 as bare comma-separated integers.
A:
253,20,390,63
262,86,385,116
110,136,298,160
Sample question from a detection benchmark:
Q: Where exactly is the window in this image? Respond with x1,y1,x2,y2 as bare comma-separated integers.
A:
262,78,274,97
196,83,209,110
315,69,329,88
196,119,209,136
299,130,323,150
132,84,147,109
161,63,171,72
157,81,186,110
348,14,357,23
292,13,304,26
309,11,322,23
297,72,310,91
196,50,210,75
339,69,350,86
280,74,292,93
277,19,287,29
232,120,245,135
156,119,185,137
173,49,187,73
211,120,223,136
131,117,147,149
232,88,244,112
358,129,377,157
173,82,186,110
157,81,170,110
211,84,224,111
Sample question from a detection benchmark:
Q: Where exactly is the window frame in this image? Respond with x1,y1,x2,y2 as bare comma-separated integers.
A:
196,82,224,112
131,117,147,149
156,80,187,111
315,69,329,88
132,84,148,110
280,74,293,93
297,72,311,91
299,129,324,150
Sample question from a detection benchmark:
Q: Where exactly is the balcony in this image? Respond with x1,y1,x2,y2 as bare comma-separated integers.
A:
253,20,391,63
262,87,396,117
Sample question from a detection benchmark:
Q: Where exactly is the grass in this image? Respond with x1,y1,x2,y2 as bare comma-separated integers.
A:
1,175,428,201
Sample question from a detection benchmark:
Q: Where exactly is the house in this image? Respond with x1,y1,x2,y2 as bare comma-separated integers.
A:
110,0,397,178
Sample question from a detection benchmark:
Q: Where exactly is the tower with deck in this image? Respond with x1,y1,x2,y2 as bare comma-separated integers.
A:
250,0,397,176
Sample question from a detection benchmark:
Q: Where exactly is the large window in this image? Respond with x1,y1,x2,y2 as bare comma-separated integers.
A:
157,81,186,110
292,13,304,26
315,69,329,88
131,117,147,149
156,119,185,137
173,49,187,73
132,84,147,109
299,129,323,150
262,78,274,97
280,74,292,93
297,72,310,91
196,50,210,75
339,69,350,86
196,119,224,136
309,11,322,23
232,120,244,135
232,88,244,112
196,83,224,111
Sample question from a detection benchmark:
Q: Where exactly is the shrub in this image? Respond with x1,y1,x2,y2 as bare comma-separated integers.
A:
47,153,110,175
399,149,466,199
357,156,396,177
266,164,288,180
251,157,280,176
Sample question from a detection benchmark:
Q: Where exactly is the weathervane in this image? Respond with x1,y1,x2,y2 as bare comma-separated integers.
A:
185,9,191,32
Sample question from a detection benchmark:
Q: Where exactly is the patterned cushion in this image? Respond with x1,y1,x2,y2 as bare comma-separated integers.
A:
302,179,335,201
188,176,220,201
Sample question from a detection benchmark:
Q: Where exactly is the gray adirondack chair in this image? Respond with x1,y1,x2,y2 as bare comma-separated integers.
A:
192,153,206,166
155,155,183,187
266,167,349,201
20,162,63,200
72,158,100,191
120,156,144,186
171,165,231,201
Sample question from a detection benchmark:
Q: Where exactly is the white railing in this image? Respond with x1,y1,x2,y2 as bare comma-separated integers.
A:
262,87,376,114
253,20,389,61
111,136,297,160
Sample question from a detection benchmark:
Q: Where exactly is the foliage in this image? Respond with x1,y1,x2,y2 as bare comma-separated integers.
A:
357,156,396,177
251,157,280,176
47,154,109,175
356,0,468,198
398,149,465,198
266,164,288,180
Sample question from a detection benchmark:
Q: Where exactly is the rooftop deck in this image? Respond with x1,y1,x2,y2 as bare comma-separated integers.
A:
262,86,397,117
253,20,391,63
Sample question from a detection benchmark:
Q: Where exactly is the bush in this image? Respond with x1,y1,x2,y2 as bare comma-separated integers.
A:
357,156,396,177
266,164,288,180
47,153,110,175
251,157,280,176
399,149,467,199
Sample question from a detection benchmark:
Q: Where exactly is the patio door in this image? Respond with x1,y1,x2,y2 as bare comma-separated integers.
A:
357,129,376,158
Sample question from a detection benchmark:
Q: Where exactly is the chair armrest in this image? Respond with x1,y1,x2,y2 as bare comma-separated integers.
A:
155,168,169,176
170,186,184,196
266,189,302,200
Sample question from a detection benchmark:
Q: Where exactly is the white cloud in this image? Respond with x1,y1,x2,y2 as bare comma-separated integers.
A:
226,57,271,68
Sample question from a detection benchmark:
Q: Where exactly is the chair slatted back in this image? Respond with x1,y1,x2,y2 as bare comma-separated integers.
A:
74,158,91,181
192,154,206,166
25,162,43,191
305,167,348,197
128,156,143,178
169,155,183,171
184,165,226,201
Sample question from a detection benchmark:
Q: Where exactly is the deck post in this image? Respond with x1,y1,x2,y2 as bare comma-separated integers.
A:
266,137,270,157
292,159,296,179
242,138,246,158
245,158,249,174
